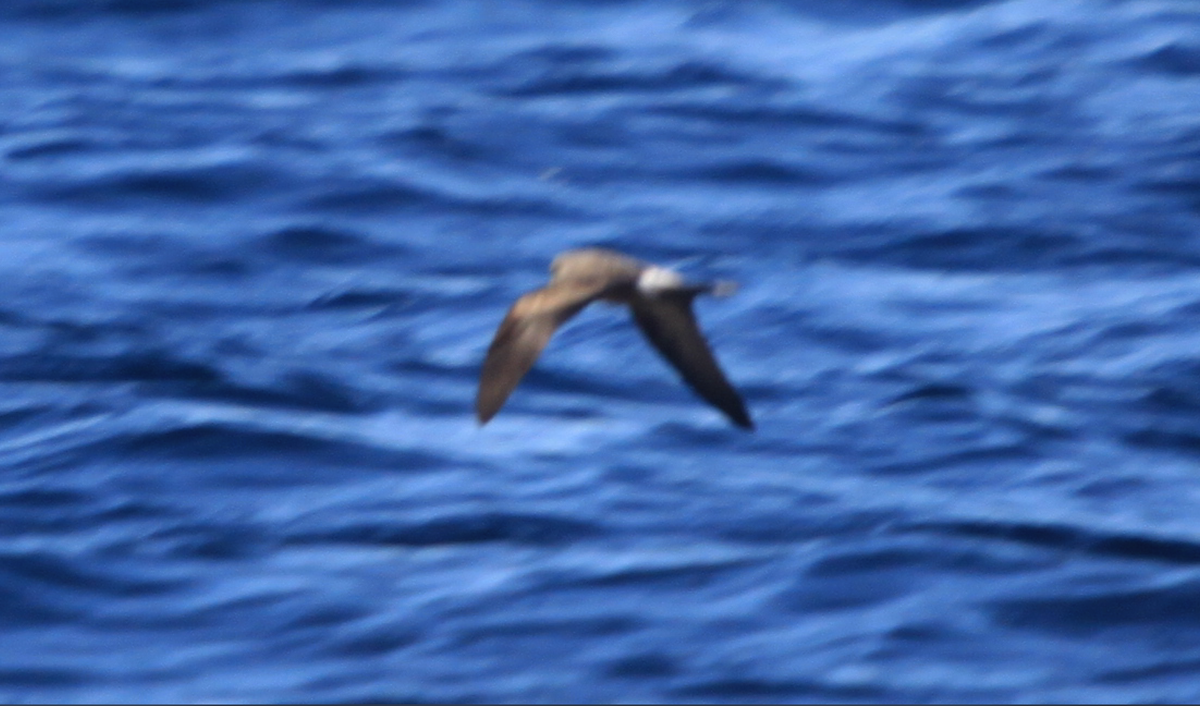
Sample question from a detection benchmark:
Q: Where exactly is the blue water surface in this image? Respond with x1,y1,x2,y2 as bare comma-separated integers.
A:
3,0,1200,702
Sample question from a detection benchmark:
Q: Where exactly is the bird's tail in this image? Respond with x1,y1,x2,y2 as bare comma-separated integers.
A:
709,280,739,297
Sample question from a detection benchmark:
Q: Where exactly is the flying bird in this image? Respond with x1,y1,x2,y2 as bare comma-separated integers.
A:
476,248,753,429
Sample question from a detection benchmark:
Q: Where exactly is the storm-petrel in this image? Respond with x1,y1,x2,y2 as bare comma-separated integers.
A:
476,248,753,429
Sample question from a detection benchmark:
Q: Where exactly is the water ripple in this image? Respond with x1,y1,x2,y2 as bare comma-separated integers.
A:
1,0,1200,702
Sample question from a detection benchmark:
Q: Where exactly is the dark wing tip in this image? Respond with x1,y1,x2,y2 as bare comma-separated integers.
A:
475,348,521,426
629,296,755,431
475,404,496,426
710,387,753,430
728,405,754,431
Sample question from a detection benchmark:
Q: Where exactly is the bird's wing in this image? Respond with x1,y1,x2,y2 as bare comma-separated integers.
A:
630,295,753,429
476,283,602,424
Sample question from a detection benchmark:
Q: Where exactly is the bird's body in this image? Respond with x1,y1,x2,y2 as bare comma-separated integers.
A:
476,248,753,429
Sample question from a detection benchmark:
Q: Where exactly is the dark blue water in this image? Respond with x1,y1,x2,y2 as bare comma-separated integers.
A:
3,0,1200,701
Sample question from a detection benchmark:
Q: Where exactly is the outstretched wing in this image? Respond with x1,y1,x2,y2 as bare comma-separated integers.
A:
476,284,601,424
630,295,753,429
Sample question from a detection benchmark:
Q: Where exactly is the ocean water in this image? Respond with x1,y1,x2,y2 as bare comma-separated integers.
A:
3,0,1200,702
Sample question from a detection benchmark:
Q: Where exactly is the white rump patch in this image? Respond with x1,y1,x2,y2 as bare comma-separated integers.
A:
637,266,685,294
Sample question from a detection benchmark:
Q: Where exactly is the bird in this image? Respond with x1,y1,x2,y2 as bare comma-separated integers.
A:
476,248,753,429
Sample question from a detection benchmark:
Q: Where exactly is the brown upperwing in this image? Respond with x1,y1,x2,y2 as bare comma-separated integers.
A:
630,294,753,429
476,282,605,424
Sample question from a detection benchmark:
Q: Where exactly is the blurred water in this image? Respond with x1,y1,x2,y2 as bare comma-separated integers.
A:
2,0,1200,702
